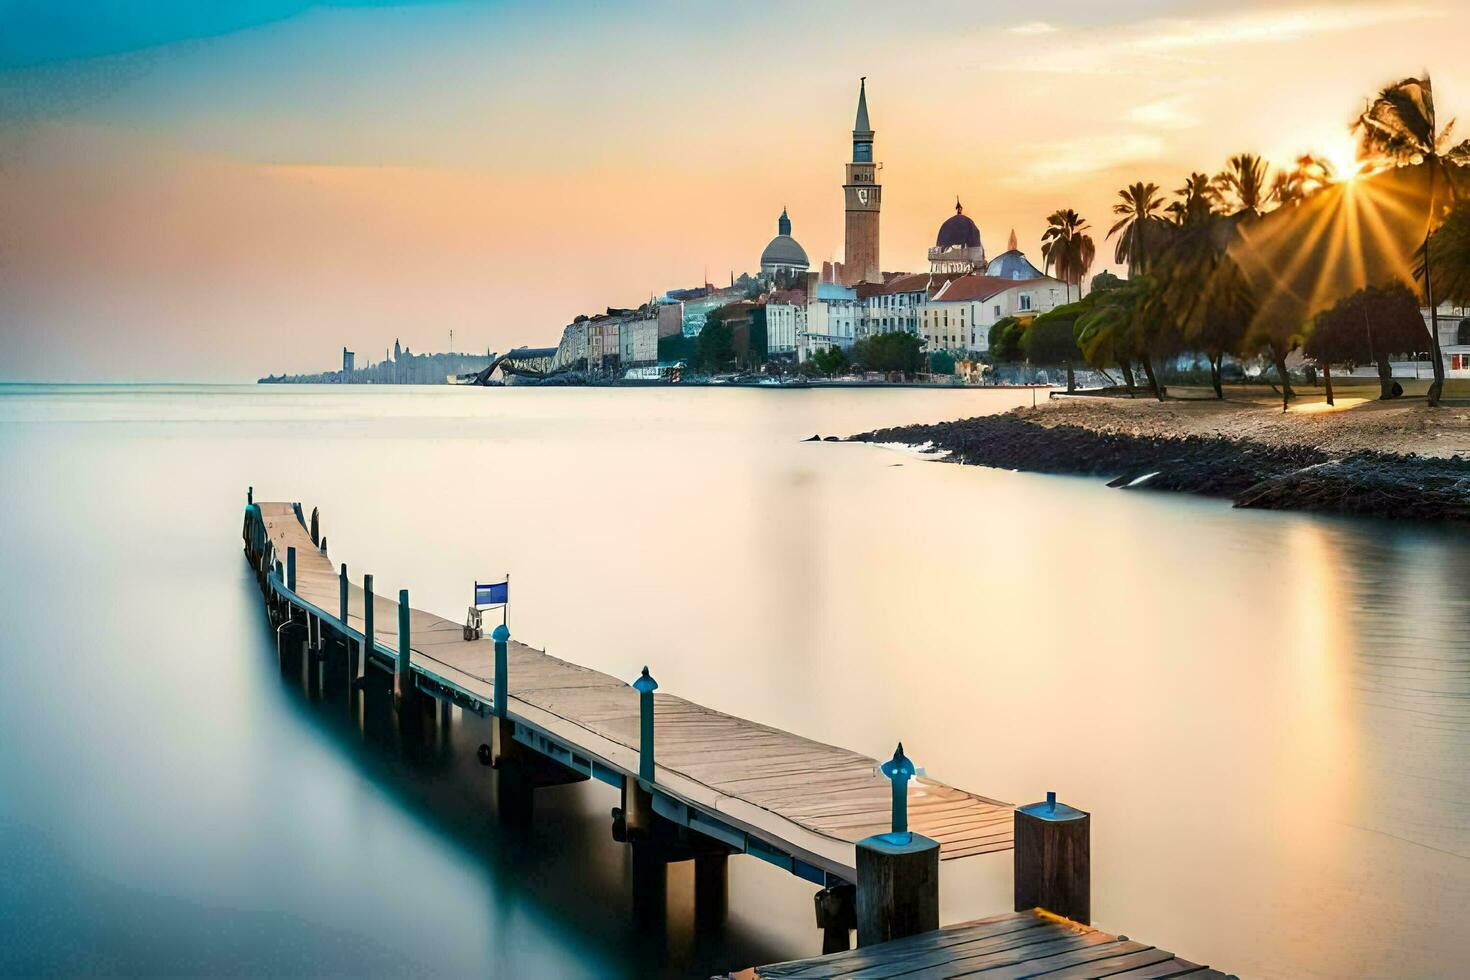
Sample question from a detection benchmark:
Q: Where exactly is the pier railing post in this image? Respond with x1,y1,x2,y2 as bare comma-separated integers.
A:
633,667,658,784
363,573,375,668
492,624,509,719
1014,791,1090,924
396,588,412,707
310,506,320,547
286,546,296,593
339,564,348,625
855,742,939,947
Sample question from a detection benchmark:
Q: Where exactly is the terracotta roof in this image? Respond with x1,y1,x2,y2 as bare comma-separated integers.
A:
932,274,1053,303
870,272,966,297
768,289,806,305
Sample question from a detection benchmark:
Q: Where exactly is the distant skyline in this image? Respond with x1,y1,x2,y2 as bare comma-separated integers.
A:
2,0,1468,381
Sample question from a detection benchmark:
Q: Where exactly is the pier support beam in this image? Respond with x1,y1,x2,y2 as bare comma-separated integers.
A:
694,851,728,930
814,882,856,953
1014,791,1090,924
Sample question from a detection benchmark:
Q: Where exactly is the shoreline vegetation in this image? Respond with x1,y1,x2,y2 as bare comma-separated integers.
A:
845,386,1470,524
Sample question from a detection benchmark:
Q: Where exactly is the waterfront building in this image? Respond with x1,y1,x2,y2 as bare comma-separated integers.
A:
618,312,660,368
341,348,355,374
926,270,1068,353
765,289,807,357
833,78,881,286
801,281,861,361
860,272,964,342
929,200,987,274
759,209,809,280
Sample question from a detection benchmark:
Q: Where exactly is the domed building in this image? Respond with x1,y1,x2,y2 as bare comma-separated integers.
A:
760,208,810,279
928,199,987,274
986,229,1047,280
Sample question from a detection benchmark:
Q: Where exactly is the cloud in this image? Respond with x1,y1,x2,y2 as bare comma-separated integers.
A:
1127,96,1198,130
989,3,1445,74
1006,21,1057,35
1003,133,1168,185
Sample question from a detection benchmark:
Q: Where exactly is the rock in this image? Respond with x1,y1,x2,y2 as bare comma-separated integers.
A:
803,434,822,442
823,436,841,442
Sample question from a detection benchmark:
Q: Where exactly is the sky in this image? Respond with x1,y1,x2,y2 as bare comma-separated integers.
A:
1,0,1468,381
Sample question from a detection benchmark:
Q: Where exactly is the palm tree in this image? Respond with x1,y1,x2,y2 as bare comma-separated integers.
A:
1271,153,1338,207
1355,75,1470,405
1419,201,1470,308
1213,153,1274,215
1040,209,1097,303
1168,172,1219,226
1107,182,1166,276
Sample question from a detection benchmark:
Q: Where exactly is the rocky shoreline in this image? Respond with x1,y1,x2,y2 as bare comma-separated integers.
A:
845,413,1470,523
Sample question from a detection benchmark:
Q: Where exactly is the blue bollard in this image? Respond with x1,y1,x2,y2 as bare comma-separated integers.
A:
286,547,296,593
633,667,659,784
881,743,917,842
492,624,510,718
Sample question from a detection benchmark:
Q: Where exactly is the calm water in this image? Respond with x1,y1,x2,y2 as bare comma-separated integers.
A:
1,384,1467,978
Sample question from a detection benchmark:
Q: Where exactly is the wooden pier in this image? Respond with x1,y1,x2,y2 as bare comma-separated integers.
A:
737,909,1230,978
241,491,1224,967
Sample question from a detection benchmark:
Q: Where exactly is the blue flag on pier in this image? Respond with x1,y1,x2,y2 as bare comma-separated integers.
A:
475,580,509,607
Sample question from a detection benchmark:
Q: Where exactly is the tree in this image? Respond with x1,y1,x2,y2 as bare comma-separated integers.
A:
1419,200,1470,308
1307,284,1429,400
1091,270,1125,293
852,331,925,375
1040,209,1097,303
928,350,957,375
1075,278,1172,400
1271,153,1338,207
1213,153,1274,216
657,332,697,364
1108,182,1167,276
1167,172,1219,226
1023,302,1087,392
987,316,1026,363
1355,75,1470,405
696,316,734,373
809,345,848,376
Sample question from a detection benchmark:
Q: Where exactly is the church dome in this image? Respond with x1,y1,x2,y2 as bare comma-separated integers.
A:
986,249,1046,280
760,208,809,273
935,200,982,250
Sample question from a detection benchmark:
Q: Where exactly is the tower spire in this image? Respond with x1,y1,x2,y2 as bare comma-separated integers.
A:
854,76,871,135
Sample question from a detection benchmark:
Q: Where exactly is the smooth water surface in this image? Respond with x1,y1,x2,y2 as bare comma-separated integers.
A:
1,384,1467,978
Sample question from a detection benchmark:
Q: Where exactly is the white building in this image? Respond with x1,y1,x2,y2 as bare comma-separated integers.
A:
801,282,861,361
766,289,807,356
618,313,659,367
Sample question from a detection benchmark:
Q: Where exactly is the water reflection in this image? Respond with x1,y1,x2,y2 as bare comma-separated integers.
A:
0,385,1467,978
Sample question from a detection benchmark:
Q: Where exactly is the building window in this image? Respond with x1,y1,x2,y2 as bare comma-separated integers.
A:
1020,294,1033,311
994,304,1001,317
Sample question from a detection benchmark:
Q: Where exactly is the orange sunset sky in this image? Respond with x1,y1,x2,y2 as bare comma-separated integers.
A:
2,0,1469,381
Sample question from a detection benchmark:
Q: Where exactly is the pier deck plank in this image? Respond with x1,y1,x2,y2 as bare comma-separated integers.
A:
256,502,1014,877
739,909,1230,979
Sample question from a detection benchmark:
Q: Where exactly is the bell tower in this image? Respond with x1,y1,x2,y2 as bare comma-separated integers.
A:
842,77,881,285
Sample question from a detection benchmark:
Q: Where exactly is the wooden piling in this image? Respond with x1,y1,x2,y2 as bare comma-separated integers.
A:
814,883,857,954
286,546,296,593
694,851,729,928
855,833,939,947
1014,791,1090,925
309,506,320,546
